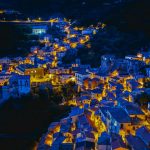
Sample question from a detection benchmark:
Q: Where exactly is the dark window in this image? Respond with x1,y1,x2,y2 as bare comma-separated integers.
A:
120,124,123,129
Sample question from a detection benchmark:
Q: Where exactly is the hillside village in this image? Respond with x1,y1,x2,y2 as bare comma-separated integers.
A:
0,18,150,150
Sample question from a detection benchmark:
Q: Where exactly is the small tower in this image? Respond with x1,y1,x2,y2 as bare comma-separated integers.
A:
100,55,116,73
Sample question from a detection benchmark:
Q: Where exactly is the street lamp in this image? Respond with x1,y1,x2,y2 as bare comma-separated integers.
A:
27,18,30,22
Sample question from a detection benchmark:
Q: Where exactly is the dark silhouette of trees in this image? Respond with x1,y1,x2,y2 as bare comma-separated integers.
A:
0,90,70,149
0,24,39,57
61,81,77,102
135,92,150,106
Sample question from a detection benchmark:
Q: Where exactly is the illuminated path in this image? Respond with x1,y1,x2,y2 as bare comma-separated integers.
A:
0,19,64,25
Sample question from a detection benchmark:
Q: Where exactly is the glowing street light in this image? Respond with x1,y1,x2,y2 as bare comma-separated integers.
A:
27,18,31,22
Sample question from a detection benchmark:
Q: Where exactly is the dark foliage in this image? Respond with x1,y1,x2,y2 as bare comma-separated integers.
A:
135,92,150,106
63,27,149,67
0,91,70,150
0,24,39,57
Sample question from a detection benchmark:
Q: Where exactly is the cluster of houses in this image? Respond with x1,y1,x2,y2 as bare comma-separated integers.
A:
0,17,150,150
0,18,103,103
38,51,150,150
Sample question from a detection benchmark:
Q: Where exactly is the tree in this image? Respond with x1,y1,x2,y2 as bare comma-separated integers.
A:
61,81,77,103
135,92,150,106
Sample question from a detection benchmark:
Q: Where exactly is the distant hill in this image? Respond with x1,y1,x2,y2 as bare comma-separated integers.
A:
0,0,15,8
1,0,150,33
